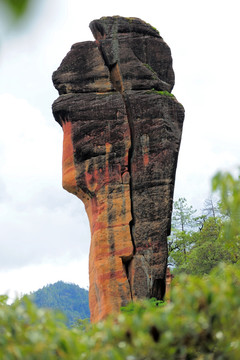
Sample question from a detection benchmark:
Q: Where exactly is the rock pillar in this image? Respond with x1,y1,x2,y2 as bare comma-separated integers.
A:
52,16,184,322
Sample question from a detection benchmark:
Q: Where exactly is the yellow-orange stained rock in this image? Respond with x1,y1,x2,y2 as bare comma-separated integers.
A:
61,122,133,322
86,187,133,322
84,145,133,322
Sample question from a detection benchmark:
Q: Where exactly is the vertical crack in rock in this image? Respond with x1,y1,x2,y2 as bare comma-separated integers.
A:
95,40,136,301
121,92,136,252
120,94,136,301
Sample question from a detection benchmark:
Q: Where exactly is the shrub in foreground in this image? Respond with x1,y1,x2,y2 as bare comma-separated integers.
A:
1,263,240,359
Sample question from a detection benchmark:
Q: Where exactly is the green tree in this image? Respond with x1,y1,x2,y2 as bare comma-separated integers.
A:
168,198,197,269
171,197,197,232
212,169,240,263
202,197,220,219
184,217,231,276
169,197,234,275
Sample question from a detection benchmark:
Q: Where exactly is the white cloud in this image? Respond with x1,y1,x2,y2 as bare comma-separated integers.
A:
0,94,90,275
0,197,90,268
0,93,61,180
0,260,89,303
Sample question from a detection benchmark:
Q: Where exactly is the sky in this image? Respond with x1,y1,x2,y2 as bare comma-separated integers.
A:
0,0,239,300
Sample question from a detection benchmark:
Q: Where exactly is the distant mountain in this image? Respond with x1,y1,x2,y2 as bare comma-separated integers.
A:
29,281,90,326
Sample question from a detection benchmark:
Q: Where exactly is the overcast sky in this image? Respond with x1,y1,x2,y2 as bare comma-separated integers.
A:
0,0,239,300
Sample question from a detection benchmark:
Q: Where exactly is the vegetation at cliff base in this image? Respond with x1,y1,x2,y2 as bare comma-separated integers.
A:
1,263,240,359
0,169,240,359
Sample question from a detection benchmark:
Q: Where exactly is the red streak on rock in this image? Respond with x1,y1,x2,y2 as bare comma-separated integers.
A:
62,121,77,194
143,152,149,166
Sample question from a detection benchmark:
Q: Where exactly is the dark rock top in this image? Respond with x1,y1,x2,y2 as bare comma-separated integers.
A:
89,16,160,39
53,16,175,99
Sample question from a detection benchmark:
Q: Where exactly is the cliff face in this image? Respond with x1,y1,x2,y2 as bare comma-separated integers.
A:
52,16,184,322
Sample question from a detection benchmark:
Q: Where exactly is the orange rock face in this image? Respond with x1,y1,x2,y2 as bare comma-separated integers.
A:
52,16,184,322
55,93,135,321
62,122,77,194
85,140,134,321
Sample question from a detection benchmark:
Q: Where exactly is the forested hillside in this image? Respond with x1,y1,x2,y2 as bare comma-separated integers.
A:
29,281,89,326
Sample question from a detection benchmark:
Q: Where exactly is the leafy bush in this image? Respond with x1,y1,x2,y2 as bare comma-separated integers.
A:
120,297,165,314
82,264,240,359
1,263,240,359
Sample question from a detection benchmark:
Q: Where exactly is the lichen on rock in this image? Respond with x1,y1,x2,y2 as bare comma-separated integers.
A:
52,16,184,322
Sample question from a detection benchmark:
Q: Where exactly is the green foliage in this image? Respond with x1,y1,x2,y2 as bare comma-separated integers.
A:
169,195,236,275
181,217,232,276
143,63,157,74
72,318,90,331
168,229,195,270
0,296,76,359
29,281,90,327
1,264,240,359
0,0,31,19
120,297,165,315
172,197,197,232
169,170,240,276
149,89,175,97
0,295,8,305
168,197,198,271
126,17,135,23
143,63,153,71
146,22,160,35
212,170,240,262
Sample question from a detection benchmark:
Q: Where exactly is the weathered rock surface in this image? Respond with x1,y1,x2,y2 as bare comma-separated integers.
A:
52,16,184,322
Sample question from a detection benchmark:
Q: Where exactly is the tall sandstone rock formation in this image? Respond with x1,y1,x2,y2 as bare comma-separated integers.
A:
52,16,184,322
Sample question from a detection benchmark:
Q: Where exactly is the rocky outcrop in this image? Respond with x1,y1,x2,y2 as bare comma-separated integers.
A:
52,16,184,322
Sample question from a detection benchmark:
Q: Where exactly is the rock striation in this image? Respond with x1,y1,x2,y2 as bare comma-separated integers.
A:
52,16,184,322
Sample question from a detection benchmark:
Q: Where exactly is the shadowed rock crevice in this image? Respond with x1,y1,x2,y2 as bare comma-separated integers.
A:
122,257,133,300
151,278,166,301
52,16,184,322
